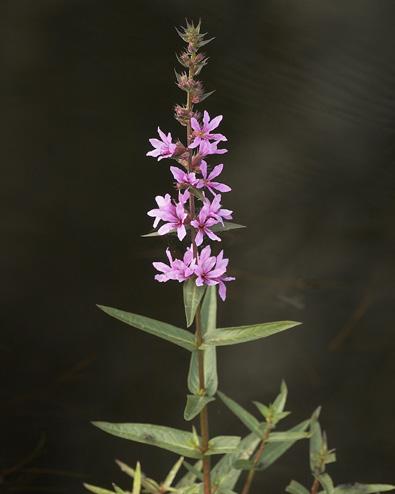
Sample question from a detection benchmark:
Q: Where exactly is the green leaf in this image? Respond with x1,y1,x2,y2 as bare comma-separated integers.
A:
141,222,245,238
132,462,142,494
211,431,260,491
309,407,323,474
84,484,114,494
210,222,246,233
334,485,395,494
201,285,217,334
268,431,310,442
115,460,160,494
183,279,206,328
187,350,218,397
317,473,335,494
273,380,288,414
203,321,301,347
92,422,201,458
207,436,241,455
182,462,204,482
217,391,263,437
112,484,126,494
286,480,310,494
175,460,202,488
187,287,218,397
256,419,310,470
97,305,195,351
163,457,184,489
184,395,215,421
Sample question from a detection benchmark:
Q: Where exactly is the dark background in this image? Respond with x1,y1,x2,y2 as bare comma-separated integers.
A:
1,0,395,492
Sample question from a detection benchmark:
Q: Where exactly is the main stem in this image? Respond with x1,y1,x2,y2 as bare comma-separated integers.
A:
186,74,212,494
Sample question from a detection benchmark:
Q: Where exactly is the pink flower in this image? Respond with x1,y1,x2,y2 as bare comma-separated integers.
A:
147,191,190,241
197,161,231,194
189,111,227,149
153,247,195,282
198,139,228,157
193,247,235,301
204,194,233,224
170,166,199,188
147,127,177,161
190,205,221,246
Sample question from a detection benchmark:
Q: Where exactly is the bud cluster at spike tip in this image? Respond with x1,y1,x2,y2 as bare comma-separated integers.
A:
145,21,235,301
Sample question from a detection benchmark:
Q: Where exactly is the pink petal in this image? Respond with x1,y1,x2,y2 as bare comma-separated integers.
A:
208,163,223,180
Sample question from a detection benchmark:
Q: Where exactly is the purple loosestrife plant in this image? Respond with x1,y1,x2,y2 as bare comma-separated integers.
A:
85,20,395,494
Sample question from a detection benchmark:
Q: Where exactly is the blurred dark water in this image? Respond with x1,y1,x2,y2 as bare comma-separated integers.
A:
1,0,395,492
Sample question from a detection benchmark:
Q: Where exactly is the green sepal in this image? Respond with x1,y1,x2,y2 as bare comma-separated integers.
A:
217,391,263,437
286,480,310,494
97,305,195,351
184,395,215,421
84,484,114,494
92,422,202,458
203,321,301,347
183,279,206,328
334,485,395,494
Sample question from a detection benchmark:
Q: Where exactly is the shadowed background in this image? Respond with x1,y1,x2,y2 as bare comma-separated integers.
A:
1,0,395,492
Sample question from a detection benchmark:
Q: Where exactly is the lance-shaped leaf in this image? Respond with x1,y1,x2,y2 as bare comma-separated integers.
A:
217,391,263,437
203,321,301,347
211,431,260,491
163,457,184,489
334,485,395,494
132,462,142,494
309,407,323,474
286,480,310,494
175,460,202,489
113,484,127,494
182,462,204,482
84,485,114,494
184,395,215,421
116,460,159,494
142,222,245,238
210,222,246,233
256,419,310,470
187,287,218,396
97,305,195,351
207,436,241,456
317,473,335,494
267,431,310,442
183,279,206,328
92,422,201,458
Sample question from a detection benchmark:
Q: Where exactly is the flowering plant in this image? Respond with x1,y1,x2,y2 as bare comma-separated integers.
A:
84,21,394,494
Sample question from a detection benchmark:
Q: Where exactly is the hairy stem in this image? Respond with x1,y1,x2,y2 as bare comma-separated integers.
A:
240,427,271,494
186,64,211,494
